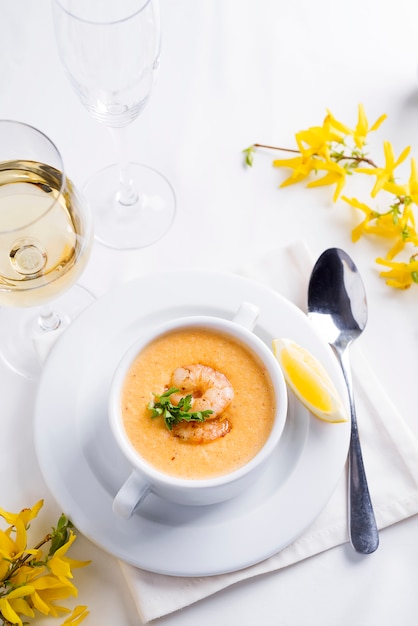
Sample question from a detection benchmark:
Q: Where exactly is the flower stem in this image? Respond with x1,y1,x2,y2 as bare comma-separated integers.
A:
334,153,377,168
253,143,377,167
253,143,300,153
1,534,52,582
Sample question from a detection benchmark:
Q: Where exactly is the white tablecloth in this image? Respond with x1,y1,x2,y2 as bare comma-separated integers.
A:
2,1,418,624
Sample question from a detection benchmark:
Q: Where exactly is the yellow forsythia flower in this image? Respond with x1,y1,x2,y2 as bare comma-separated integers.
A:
376,256,418,289
248,105,418,288
295,118,343,159
355,140,411,197
343,195,418,259
0,500,43,563
272,155,322,187
351,104,387,149
0,586,36,626
0,502,90,626
307,160,348,201
384,157,418,204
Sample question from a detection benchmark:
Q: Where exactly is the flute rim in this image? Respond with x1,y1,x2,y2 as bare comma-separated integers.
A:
52,0,154,27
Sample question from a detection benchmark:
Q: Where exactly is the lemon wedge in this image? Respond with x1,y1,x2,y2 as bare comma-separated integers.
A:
273,338,348,423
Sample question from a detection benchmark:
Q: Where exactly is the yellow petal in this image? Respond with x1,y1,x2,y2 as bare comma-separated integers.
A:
409,158,418,192
7,597,35,619
17,500,44,527
394,144,411,167
342,195,374,215
61,605,90,626
369,112,387,132
279,172,310,188
351,222,366,242
325,110,352,136
272,155,304,168
31,574,76,592
307,171,340,188
355,104,368,133
383,140,395,167
2,585,35,599
48,556,73,578
30,590,55,616
307,167,347,200
383,181,408,196
0,599,23,626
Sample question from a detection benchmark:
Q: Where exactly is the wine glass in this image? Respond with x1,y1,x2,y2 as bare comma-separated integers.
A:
0,120,93,378
51,0,176,250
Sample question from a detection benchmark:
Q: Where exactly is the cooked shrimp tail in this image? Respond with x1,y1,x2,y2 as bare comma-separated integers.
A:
172,417,231,444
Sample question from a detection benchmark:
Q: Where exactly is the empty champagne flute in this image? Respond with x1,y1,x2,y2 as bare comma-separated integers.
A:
52,0,176,250
0,120,93,378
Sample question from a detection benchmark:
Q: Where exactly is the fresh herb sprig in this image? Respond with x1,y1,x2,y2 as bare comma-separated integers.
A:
148,387,213,430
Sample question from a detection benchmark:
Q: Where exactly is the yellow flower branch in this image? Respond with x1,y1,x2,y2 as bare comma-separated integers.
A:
0,501,90,626
244,104,418,289
248,143,378,168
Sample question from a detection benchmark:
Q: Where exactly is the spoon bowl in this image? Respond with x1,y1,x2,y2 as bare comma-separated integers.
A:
307,247,379,554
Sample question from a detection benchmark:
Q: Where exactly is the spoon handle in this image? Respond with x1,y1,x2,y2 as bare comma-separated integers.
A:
337,348,379,554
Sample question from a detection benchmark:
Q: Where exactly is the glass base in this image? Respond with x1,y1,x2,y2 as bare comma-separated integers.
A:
84,162,176,250
0,284,95,380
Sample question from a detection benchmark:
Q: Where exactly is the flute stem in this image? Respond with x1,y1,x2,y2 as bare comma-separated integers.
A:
110,126,139,206
38,305,61,332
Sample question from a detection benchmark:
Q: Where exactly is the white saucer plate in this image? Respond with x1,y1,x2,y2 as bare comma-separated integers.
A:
34,269,350,577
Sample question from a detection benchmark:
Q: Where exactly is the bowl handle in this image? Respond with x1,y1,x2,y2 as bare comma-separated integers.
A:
112,471,151,519
233,301,259,331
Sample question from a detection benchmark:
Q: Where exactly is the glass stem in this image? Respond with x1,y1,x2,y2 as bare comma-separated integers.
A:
38,306,61,332
110,126,139,206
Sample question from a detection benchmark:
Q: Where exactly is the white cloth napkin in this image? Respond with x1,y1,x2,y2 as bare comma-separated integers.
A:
120,240,418,623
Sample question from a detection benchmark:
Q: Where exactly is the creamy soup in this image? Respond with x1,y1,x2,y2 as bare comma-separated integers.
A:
121,327,276,479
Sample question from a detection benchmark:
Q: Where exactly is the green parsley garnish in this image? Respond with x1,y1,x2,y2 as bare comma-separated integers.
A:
148,387,213,430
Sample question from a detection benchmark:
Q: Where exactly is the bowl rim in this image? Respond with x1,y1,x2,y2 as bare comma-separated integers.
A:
108,314,288,489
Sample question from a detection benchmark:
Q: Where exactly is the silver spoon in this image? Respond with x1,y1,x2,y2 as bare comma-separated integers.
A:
307,247,379,554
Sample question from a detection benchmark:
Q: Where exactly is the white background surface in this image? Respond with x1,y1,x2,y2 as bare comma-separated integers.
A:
1,0,418,624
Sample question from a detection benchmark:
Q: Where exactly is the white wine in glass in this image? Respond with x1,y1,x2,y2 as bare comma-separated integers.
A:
52,0,176,250
0,120,93,378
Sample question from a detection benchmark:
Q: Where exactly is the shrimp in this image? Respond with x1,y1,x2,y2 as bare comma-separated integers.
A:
170,364,234,419
168,364,234,444
172,417,231,444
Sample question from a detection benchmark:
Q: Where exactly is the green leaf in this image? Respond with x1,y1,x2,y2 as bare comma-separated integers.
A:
49,515,73,556
242,145,255,167
149,388,213,430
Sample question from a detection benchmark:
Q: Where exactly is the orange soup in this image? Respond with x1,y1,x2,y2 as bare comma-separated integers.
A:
121,327,276,479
